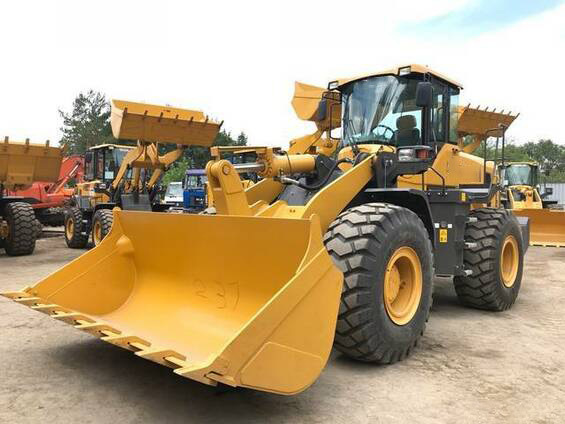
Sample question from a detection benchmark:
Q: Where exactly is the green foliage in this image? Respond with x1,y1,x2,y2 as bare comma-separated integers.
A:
162,130,248,185
162,157,191,187
471,138,565,182
59,90,113,154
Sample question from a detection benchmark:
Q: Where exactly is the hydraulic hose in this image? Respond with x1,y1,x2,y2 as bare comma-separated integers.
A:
296,158,352,191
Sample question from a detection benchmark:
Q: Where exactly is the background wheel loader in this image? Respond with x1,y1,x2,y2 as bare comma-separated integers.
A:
498,161,565,247
63,100,221,247
0,138,62,255
3,64,528,395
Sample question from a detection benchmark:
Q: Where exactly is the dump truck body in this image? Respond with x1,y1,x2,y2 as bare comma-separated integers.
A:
1,138,62,255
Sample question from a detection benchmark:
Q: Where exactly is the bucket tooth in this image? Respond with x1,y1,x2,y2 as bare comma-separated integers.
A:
13,297,41,306
174,366,219,386
100,334,152,352
135,348,187,368
74,321,122,337
31,304,71,315
51,312,95,325
0,291,32,300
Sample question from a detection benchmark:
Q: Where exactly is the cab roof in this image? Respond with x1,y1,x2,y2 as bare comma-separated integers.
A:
334,64,463,89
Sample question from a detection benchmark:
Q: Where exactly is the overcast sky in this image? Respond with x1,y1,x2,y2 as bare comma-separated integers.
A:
1,0,564,146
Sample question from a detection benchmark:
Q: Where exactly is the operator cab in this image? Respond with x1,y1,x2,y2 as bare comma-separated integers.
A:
84,144,133,183
501,163,537,187
332,64,462,151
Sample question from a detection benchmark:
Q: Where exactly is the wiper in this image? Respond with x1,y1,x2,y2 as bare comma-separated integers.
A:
347,119,361,155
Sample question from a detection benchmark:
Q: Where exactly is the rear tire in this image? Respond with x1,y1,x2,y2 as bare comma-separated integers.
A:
4,202,37,256
64,207,88,249
324,203,434,364
92,209,113,246
453,208,523,311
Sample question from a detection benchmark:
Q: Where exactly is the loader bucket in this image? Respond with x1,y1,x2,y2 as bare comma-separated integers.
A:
512,208,565,247
111,100,221,147
2,210,343,395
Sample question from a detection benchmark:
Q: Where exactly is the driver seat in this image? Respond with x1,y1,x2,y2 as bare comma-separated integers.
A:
395,115,420,146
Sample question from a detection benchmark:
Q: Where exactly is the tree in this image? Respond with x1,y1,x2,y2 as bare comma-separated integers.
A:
59,90,113,154
162,157,191,187
522,139,565,176
236,131,248,146
470,138,565,182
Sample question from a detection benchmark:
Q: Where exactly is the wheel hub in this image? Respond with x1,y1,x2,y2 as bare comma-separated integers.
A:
383,247,423,325
65,218,74,239
0,220,9,239
500,235,519,288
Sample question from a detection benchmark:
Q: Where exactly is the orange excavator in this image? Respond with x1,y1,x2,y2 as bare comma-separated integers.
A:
7,155,84,226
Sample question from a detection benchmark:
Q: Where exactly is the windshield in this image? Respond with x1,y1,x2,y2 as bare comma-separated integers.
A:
505,164,535,186
166,183,183,197
184,174,207,189
342,76,422,147
103,149,124,179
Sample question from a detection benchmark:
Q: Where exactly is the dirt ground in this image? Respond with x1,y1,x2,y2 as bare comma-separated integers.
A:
1,235,564,424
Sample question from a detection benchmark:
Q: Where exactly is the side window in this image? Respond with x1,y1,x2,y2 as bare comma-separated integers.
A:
96,151,104,180
84,151,94,181
431,81,446,142
449,88,460,143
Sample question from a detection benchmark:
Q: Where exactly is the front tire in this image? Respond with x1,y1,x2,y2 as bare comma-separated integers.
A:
4,202,37,256
324,203,434,364
64,207,88,249
453,208,524,311
92,209,113,246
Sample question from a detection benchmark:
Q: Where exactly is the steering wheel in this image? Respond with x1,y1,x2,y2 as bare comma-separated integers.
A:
372,124,395,141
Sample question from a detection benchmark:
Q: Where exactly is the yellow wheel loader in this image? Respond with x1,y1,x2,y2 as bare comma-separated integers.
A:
63,100,221,248
0,138,62,255
3,65,528,395
499,161,565,247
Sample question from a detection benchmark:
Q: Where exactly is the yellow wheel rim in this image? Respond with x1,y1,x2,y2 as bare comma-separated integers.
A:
383,247,423,325
65,218,74,239
93,220,102,246
500,235,519,288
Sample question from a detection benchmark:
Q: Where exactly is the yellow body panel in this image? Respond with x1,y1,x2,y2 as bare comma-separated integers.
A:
0,138,62,190
398,144,494,189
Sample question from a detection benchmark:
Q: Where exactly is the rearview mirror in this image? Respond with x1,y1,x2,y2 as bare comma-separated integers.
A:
544,187,554,196
85,151,93,163
416,82,433,108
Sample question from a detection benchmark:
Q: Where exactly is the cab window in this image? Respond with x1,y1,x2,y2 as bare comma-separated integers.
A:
430,81,447,142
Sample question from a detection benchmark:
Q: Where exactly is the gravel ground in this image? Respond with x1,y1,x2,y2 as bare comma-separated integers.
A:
1,236,564,424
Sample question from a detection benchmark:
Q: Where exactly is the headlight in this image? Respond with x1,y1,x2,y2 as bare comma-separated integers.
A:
328,81,339,90
398,148,416,161
398,66,411,76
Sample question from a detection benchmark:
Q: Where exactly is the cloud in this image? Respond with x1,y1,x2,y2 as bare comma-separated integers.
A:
411,0,564,37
